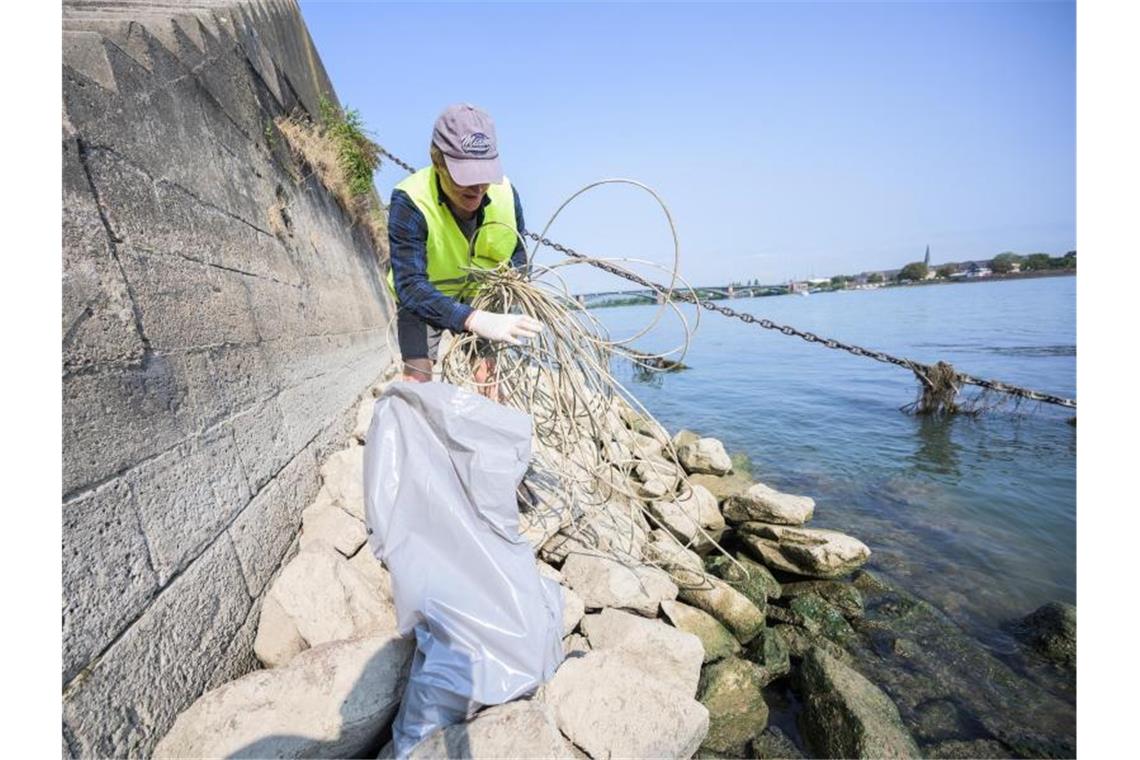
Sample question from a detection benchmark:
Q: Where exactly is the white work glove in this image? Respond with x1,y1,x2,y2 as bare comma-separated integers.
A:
465,310,545,345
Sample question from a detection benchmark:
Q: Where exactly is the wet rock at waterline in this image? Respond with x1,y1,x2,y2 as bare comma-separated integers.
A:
769,592,856,645
773,623,855,667
697,656,772,756
843,573,1076,756
739,523,871,578
797,647,921,759
677,437,733,475
781,579,864,619
742,626,791,682
751,726,806,759
724,483,815,525
1015,601,1076,668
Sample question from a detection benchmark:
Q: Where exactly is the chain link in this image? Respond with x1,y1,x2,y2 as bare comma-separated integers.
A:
377,147,1076,411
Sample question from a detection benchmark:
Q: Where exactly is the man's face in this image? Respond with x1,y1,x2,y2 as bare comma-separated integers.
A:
436,160,489,215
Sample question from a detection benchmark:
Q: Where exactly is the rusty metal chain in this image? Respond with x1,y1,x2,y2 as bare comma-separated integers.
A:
378,148,1076,411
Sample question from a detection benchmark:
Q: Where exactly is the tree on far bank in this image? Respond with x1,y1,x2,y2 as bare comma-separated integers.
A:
937,264,957,278
897,262,928,282
1023,253,1053,271
830,275,849,288
868,272,885,284
991,252,1022,273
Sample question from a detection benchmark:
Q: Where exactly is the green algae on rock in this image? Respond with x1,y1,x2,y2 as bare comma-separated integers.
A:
797,647,921,759
697,656,772,756
661,600,742,663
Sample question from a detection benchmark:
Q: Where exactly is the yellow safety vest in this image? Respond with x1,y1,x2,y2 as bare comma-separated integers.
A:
386,165,518,301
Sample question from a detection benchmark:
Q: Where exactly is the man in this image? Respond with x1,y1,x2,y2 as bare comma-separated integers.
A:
388,103,543,389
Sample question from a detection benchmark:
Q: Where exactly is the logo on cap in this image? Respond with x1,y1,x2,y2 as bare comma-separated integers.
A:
461,132,492,156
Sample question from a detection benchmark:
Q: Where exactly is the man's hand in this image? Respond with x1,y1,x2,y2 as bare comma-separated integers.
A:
465,310,545,345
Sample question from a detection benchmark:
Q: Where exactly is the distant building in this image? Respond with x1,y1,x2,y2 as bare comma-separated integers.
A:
964,261,991,278
924,244,931,267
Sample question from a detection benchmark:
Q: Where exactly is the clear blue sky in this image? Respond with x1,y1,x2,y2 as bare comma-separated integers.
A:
299,1,1074,291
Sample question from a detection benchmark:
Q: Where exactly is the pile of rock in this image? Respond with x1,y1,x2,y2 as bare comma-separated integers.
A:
155,387,922,759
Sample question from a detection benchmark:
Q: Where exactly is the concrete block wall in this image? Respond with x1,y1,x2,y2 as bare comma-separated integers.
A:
61,1,396,755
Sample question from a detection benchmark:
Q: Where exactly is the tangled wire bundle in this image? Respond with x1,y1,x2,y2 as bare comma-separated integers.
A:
433,180,746,584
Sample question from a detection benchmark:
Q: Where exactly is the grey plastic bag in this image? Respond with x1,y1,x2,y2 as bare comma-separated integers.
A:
363,381,564,757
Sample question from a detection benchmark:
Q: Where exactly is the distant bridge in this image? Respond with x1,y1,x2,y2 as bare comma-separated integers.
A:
573,284,787,307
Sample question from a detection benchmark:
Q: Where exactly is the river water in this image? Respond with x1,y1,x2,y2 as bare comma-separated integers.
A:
593,275,1076,656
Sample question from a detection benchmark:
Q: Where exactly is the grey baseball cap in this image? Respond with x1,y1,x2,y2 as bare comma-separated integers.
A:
431,103,503,186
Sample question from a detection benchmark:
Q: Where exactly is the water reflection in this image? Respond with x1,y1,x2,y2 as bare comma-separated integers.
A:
909,416,962,478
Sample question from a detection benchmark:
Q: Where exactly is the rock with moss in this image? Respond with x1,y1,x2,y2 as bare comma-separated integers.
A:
1015,601,1075,668
750,726,805,759
661,600,742,663
723,483,815,525
772,623,854,666
739,523,870,579
706,553,781,606
781,592,856,645
798,647,921,759
697,657,771,756
782,580,864,619
676,573,767,645
843,577,1075,756
743,627,790,682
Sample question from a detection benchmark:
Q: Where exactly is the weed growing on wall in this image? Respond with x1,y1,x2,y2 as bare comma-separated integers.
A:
276,96,388,262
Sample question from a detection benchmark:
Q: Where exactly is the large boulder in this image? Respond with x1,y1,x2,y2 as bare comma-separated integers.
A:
253,546,396,668
770,592,855,645
751,726,805,759
706,553,780,609
580,608,704,697
743,626,791,682
773,624,854,667
1015,601,1076,668
677,437,732,475
687,471,754,503
320,446,365,520
782,580,864,619
676,573,766,644
647,485,724,550
405,700,574,759
724,483,814,525
697,656,771,756
560,552,677,616
798,647,921,759
739,523,870,578
634,457,683,488
540,649,709,759
661,600,741,663
672,429,701,450
299,494,366,557
561,586,585,636
154,634,414,759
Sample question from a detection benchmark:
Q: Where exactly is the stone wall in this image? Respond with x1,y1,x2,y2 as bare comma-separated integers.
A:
61,1,396,755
